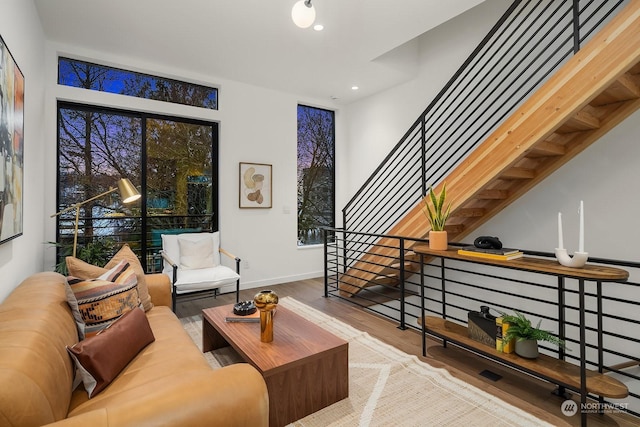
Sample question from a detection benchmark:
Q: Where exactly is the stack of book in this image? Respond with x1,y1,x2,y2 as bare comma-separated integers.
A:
225,310,261,323
457,246,524,261
224,310,277,323
496,316,515,353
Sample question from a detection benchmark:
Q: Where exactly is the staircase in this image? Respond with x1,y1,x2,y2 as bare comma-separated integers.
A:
339,0,640,296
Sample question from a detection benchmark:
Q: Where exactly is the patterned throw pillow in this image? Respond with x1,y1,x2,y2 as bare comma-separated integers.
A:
63,281,86,341
66,244,153,312
67,260,141,337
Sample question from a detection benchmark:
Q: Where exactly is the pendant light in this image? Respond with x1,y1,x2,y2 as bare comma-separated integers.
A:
291,0,316,29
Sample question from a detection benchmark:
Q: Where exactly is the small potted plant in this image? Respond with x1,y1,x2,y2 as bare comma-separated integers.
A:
499,311,568,359
424,182,451,250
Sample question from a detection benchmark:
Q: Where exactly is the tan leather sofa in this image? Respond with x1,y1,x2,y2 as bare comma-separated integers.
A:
0,271,269,427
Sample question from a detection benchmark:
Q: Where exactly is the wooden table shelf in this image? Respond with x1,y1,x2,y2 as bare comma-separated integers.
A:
413,245,629,281
420,316,628,399
412,245,630,426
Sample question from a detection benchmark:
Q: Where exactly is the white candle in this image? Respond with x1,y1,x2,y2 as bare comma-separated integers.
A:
558,212,564,249
579,200,584,252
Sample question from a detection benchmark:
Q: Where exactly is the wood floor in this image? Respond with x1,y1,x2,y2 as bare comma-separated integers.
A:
177,278,638,427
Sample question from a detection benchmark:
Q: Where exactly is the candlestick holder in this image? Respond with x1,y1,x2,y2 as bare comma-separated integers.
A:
555,248,588,268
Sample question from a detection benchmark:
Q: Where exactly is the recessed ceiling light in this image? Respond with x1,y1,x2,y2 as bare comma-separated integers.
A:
351,86,359,91
313,24,324,31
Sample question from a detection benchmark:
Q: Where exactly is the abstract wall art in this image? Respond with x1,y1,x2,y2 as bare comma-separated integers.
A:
239,162,272,208
0,35,24,244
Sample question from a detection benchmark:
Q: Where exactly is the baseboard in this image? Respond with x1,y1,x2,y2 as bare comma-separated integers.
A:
217,270,324,295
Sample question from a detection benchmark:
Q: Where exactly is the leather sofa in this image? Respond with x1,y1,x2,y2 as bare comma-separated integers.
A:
0,271,269,426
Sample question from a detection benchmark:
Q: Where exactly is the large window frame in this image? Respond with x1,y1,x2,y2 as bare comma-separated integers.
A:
55,101,219,271
58,57,218,110
297,104,335,246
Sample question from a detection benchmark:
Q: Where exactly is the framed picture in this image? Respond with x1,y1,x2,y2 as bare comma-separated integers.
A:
239,162,272,208
0,35,24,244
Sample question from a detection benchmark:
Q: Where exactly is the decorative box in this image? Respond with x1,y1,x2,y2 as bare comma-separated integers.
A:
467,306,497,348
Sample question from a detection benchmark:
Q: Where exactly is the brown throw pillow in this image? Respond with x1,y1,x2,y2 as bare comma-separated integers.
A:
67,244,153,311
66,307,155,398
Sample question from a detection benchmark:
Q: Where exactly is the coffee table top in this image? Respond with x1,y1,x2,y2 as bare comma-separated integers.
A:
202,303,348,376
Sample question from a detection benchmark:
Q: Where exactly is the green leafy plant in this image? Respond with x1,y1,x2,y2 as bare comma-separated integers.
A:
499,311,568,350
48,238,116,275
424,182,451,231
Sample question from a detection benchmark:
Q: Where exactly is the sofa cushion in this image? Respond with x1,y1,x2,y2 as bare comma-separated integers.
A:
67,244,153,311
174,266,240,293
68,305,213,416
67,261,140,337
67,307,155,398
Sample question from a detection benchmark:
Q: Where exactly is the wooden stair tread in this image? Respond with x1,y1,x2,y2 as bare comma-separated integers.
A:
372,274,399,285
558,110,601,133
501,167,536,180
525,140,565,157
452,208,485,218
420,316,629,399
591,72,640,106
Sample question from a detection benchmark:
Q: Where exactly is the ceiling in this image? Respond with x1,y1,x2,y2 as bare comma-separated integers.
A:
34,0,485,104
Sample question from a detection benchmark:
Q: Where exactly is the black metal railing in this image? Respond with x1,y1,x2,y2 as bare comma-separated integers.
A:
324,227,640,419
56,214,214,272
342,0,628,258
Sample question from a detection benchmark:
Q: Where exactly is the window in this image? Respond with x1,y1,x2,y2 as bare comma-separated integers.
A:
297,105,335,246
56,102,218,271
58,57,218,110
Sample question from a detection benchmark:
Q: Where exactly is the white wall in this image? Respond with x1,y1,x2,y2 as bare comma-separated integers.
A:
41,43,341,294
0,0,47,301
344,0,640,264
345,0,510,194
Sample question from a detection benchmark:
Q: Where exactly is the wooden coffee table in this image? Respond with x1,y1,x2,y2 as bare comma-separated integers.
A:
202,304,349,427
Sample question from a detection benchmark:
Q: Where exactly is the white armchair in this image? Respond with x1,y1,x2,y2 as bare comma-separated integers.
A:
160,231,241,312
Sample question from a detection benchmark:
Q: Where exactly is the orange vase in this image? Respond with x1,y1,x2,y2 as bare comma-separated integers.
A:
429,230,448,250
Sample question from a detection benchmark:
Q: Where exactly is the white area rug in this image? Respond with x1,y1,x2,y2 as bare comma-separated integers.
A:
180,297,554,427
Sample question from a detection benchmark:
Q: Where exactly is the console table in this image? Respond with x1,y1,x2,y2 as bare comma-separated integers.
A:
413,245,629,426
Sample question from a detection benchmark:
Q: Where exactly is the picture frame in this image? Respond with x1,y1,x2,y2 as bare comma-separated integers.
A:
239,162,272,208
0,35,24,244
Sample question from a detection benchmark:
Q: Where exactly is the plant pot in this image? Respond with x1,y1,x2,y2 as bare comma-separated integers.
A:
429,230,448,250
515,339,539,359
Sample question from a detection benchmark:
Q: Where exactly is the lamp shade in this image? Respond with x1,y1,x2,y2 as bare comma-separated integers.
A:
292,0,315,28
118,178,141,204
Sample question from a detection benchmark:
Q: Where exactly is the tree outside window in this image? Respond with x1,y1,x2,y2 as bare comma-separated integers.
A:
297,105,335,246
56,58,218,271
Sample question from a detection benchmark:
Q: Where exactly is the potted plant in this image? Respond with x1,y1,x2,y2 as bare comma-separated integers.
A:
48,238,116,275
424,183,451,250
499,311,568,359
